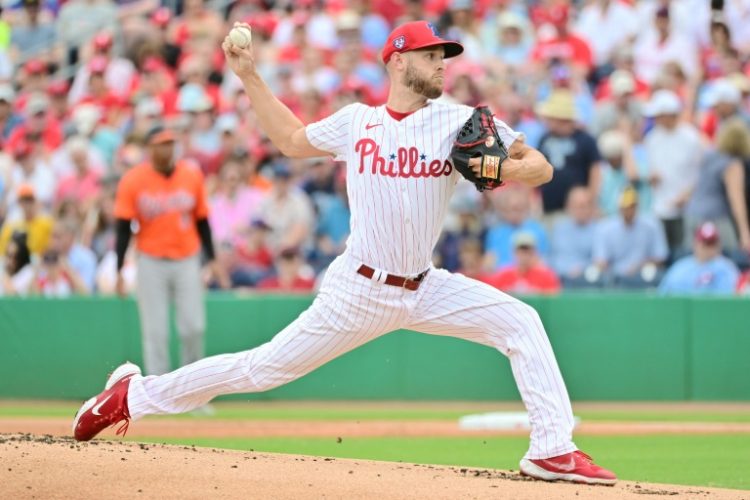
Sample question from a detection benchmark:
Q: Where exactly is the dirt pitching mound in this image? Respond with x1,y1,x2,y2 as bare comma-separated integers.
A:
0,433,745,500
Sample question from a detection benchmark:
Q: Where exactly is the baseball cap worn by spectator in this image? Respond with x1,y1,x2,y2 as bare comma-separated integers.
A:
695,221,720,245
610,70,636,97
513,231,537,250
93,32,114,52
536,90,577,121
643,90,682,117
26,93,48,116
24,59,46,76
272,162,292,179
0,84,14,103
381,21,464,64
17,183,35,200
598,130,626,159
47,80,68,98
619,187,639,208
13,139,33,159
705,79,742,107
151,7,171,27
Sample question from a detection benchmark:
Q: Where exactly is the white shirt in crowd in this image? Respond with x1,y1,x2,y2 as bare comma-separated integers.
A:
575,1,639,66
644,122,703,220
634,31,698,84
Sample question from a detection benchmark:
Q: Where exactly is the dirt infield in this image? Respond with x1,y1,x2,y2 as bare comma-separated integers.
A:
1,417,750,438
1,433,747,500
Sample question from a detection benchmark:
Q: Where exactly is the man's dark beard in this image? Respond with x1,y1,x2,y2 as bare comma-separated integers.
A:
404,63,442,99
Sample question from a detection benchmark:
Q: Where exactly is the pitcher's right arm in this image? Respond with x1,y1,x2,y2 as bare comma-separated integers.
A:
222,24,330,159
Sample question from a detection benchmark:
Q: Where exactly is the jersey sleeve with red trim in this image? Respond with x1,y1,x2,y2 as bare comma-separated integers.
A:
305,103,358,161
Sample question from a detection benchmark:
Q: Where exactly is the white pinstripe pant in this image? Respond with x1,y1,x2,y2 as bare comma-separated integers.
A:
128,252,576,459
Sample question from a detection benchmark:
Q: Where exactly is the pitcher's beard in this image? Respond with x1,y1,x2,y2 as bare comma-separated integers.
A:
404,64,443,99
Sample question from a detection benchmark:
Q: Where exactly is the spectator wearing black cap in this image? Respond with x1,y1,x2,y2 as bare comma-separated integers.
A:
659,221,740,294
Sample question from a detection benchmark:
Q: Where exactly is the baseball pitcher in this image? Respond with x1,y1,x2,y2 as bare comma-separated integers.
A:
73,21,616,485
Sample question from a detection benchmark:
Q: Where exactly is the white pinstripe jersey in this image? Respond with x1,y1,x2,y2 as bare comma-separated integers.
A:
306,100,520,276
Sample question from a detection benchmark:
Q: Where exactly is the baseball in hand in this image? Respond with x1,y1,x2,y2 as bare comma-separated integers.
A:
229,26,252,49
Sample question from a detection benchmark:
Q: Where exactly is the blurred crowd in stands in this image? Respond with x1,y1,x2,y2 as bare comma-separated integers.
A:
1,0,750,297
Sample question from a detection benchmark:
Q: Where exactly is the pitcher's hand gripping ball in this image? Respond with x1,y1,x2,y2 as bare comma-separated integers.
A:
229,25,253,48
451,106,508,192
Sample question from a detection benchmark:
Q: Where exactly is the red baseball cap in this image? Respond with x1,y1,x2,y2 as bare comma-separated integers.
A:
151,7,171,27
93,32,113,50
381,21,463,64
47,80,69,97
695,221,720,244
16,183,36,199
24,59,46,75
13,141,33,159
549,4,570,27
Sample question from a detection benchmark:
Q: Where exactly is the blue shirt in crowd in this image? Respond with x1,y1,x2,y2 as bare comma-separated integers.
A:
593,214,668,277
551,216,597,277
317,196,351,247
68,243,98,293
485,220,549,269
659,255,740,295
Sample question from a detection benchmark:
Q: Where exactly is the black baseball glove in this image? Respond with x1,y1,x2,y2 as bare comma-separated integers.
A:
451,106,509,192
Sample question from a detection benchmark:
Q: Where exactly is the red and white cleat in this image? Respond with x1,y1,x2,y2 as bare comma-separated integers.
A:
72,362,141,442
520,450,617,485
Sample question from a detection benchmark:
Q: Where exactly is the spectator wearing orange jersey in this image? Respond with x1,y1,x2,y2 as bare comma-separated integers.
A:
114,125,226,376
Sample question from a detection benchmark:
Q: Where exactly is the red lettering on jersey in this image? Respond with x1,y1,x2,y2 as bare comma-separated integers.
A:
354,139,453,179
442,159,453,176
428,160,443,177
356,138,377,174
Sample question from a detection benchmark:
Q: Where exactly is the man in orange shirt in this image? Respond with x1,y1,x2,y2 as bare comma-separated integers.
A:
114,125,224,376
485,232,561,295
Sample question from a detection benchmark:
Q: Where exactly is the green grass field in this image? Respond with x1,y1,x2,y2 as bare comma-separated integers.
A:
3,402,749,490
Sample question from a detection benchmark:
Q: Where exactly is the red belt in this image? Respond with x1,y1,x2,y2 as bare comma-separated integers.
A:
357,264,429,291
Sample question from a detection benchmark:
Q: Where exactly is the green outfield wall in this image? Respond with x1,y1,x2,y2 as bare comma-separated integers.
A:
0,295,747,401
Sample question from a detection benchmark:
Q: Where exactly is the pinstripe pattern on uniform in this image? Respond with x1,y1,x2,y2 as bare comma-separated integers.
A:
127,99,575,461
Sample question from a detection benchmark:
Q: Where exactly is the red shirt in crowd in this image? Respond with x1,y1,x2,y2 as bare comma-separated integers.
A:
55,170,102,206
531,35,593,71
737,272,750,295
5,119,64,155
483,265,561,295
